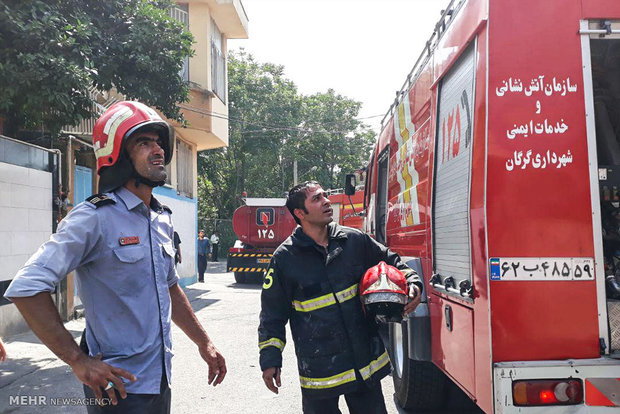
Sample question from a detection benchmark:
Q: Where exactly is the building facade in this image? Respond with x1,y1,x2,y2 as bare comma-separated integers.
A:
0,0,248,336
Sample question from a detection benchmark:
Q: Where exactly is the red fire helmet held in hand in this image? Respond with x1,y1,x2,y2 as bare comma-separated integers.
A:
359,261,408,322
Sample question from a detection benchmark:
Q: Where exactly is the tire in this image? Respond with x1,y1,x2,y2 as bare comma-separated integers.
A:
234,272,247,284
390,320,447,411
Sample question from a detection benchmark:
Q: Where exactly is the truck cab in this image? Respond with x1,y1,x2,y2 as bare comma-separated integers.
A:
227,198,296,283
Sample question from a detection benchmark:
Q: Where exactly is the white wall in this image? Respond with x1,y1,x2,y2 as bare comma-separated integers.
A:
0,161,53,337
0,162,52,282
155,193,197,283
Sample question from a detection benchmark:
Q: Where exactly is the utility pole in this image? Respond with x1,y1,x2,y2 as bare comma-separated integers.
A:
293,159,298,186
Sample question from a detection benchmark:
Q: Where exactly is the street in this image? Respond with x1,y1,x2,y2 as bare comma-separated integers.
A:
0,262,476,413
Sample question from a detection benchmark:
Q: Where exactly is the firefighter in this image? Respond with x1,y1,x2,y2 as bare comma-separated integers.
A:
4,101,226,413
258,181,423,413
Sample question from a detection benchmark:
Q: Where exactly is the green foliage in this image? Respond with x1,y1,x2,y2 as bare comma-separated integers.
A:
292,89,376,190
0,0,193,134
198,50,376,226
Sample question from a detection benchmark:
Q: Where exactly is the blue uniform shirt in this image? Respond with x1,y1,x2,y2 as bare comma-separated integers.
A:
197,238,210,256
4,187,179,394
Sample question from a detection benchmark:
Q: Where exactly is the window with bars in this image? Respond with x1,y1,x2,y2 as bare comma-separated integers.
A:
211,19,226,102
169,4,189,82
176,139,193,198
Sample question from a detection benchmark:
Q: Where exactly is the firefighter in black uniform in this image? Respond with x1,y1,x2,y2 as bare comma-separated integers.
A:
258,181,423,413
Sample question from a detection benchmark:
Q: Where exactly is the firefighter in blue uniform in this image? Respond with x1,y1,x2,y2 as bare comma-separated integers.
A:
258,181,423,413
5,101,226,413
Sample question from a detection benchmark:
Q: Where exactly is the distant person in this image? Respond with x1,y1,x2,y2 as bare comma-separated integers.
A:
0,338,6,362
55,184,71,223
210,231,220,262
197,230,210,282
173,231,182,265
4,101,226,413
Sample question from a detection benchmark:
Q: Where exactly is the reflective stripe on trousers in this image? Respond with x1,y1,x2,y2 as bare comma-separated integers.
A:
299,369,357,390
299,351,390,390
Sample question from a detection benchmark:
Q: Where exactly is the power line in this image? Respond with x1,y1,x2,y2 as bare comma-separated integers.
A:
178,105,379,135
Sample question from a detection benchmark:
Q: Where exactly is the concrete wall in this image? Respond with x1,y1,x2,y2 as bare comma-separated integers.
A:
153,186,198,287
188,2,211,90
185,2,230,145
0,162,53,337
212,91,229,142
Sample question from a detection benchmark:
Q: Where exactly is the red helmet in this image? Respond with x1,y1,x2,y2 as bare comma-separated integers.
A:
360,262,408,322
92,101,173,192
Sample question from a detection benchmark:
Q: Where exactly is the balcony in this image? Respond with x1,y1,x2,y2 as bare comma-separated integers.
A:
204,0,249,39
170,85,227,151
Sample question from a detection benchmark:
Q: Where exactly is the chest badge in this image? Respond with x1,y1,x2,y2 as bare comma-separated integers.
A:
119,236,140,246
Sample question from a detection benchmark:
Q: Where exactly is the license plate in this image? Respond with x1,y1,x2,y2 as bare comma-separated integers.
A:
257,258,270,264
489,257,594,281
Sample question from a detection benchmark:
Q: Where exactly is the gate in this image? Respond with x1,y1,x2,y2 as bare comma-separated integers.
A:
73,165,92,304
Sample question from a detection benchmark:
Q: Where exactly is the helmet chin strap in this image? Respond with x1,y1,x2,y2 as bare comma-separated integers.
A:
131,172,165,189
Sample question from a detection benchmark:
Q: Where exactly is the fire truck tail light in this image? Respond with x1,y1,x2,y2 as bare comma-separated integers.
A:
229,247,243,253
512,379,583,406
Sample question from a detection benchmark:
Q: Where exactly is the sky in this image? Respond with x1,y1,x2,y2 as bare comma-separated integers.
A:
228,0,449,134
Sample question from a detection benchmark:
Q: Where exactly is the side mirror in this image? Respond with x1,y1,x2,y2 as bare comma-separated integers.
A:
345,174,356,195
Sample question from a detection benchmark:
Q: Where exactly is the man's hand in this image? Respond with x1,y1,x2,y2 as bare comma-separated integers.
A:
262,367,281,394
403,285,422,316
198,342,227,386
70,353,136,405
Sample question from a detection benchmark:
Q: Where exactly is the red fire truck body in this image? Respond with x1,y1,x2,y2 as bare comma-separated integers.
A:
227,189,364,283
227,198,297,283
362,0,620,412
327,188,364,230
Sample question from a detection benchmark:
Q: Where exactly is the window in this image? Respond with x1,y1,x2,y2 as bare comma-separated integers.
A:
176,139,193,197
211,18,225,102
170,4,189,82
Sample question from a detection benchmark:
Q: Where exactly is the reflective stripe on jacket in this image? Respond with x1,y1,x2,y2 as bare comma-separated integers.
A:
258,223,421,398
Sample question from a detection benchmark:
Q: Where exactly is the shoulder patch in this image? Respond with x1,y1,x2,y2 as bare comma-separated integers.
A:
162,204,172,214
86,194,116,208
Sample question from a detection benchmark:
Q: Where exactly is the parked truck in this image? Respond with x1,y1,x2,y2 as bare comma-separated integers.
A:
353,0,620,412
227,198,296,283
326,187,365,230
227,188,365,283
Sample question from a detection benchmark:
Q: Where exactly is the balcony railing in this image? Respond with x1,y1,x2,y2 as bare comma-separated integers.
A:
60,87,120,137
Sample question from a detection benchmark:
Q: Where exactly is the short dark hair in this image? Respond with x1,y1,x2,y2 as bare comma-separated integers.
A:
286,181,320,225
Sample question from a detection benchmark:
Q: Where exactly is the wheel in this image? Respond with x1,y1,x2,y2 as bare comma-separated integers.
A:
390,320,447,411
234,272,247,284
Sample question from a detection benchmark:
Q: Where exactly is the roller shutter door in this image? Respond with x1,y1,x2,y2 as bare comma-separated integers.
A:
433,44,476,283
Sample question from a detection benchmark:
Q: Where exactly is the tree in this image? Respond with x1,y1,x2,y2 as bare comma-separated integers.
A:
0,0,192,135
290,90,376,190
198,51,376,223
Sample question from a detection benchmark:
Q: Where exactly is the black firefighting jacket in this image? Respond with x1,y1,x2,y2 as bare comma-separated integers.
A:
258,223,422,398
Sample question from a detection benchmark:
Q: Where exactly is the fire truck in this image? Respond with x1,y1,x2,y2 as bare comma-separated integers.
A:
326,187,365,230
227,198,296,283
227,188,364,283
351,0,620,412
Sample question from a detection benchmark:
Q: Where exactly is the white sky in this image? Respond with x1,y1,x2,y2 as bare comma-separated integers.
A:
229,0,448,133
